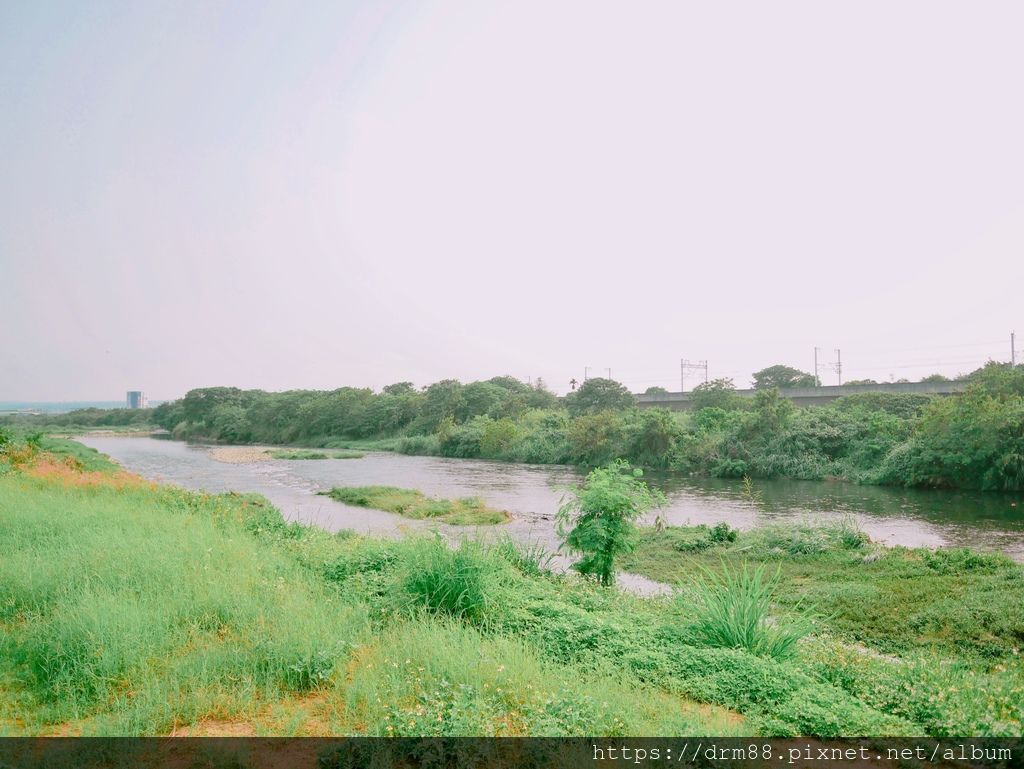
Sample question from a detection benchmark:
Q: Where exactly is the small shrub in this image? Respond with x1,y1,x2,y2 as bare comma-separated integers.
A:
490,537,554,576
557,461,665,586
709,521,738,544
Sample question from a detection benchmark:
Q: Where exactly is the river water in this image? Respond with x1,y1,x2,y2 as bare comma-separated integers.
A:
79,436,1024,566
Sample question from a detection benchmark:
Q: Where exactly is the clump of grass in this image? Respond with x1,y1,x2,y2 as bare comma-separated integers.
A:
680,561,812,660
323,486,510,525
670,521,739,553
748,517,870,557
395,435,441,456
269,449,365,460
490,537,554,576
397,538,502,621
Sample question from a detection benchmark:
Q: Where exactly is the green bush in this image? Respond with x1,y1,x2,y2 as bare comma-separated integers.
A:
557,461,665,586
396,434,441,455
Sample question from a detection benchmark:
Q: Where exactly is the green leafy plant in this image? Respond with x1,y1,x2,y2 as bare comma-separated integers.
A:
556,461,665,586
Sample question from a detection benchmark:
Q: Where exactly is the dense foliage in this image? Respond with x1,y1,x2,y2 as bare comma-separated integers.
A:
124,362,1024,492
0,407,153,431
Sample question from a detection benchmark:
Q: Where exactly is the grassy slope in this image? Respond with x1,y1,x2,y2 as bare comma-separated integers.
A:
2,442,1022,736
35,436,123,471
0,457,733,736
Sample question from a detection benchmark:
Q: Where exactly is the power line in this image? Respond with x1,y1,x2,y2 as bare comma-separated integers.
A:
679,359,708,393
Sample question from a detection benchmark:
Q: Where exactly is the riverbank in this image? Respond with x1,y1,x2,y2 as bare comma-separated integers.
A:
2,436,1022,736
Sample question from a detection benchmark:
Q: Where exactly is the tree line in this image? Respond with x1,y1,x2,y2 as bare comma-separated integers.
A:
141,362,1024,492
7,361,1020,492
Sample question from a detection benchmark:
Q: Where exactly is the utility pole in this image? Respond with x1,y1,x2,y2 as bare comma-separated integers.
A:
814,347,820,387
584,367,589,381
606,368,611,379
835,349,842,385
680,359,708,392
1013,331,1017,367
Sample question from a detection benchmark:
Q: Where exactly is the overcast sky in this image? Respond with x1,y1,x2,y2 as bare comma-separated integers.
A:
2,1,1023,401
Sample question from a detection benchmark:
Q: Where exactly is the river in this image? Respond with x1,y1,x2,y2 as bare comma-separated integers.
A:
79,436,1024,567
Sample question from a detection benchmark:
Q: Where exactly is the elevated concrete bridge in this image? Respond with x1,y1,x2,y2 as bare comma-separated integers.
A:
636,380,970,411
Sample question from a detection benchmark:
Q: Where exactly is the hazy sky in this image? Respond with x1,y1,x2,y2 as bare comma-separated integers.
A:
3,1,1023,401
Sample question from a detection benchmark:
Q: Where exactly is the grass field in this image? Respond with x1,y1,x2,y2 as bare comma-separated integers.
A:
1,438,1022,736
323,485,511,525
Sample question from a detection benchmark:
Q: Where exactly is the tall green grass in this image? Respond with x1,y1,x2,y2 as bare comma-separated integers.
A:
396,538,502,621
268,449,365,460
681,562,812,660
0,476,368,733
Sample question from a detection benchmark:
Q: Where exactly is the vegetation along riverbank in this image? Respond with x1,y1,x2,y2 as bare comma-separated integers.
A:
5,362,1024,492
1,432,1022,736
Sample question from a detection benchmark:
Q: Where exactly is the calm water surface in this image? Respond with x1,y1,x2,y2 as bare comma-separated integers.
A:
80,436,1024,566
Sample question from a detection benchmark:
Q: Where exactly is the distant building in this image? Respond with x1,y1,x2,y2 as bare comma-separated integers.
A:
126,391,147,409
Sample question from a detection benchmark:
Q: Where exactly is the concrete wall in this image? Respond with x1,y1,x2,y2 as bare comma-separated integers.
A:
636,380,969,411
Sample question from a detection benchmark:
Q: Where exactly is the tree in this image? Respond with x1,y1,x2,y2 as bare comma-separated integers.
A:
457,381,508,422
564,377,635,416
750,388,794,433
953,362,1024,397
751,365,817,390
486,375,531,394
565,411,624,465
383,382,415,396
181,387,249,426
690,378,740,410
525,379,559,410
629,409,682,467
556,461,665,586
644,386,668,395
152,400,185,430
919,374,950,384
844,379,879,386
418,379,465,431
